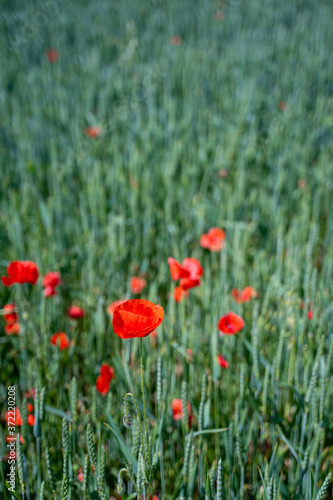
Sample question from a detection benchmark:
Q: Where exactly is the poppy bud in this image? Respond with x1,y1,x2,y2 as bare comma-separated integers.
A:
117,480,126,494
123,414,133,428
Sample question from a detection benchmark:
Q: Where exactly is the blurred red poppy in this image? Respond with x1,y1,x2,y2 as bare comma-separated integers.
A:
278,101,288,111
171,398,191,420
28,414,35,426
107,299,127,316
307,310,314,320
42,271,61,297
46,48,59,63
231,286,258,303
131,276,147,294
168,257,190,281
1,261,39,286
200,228,226,252
170,35,182,46
68,305,86,319
218,312,245,335
78,467,83,482
217,354,229,368
182,257,203,279
113,299,164,339
96,363,115,396
5,408,22,426
3,304,18,324
50,332,70,350
84,126,102,138
4,322,20,335
174,286,189,302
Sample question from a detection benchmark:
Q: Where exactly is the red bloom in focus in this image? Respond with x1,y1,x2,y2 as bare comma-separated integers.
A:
28,414,35,426
1,261,39,286
171,398,191,421
217,354,229,369
307,310,313,320
5,408,22,426
218,312,245,335
168,257,190,281
96,363,115,396
131,276,147,294
5,322,21,335
46,48,59,63
112,299,164,339
3,304,18,324
68,305,86,319
200,227,226,252
231,286,258,304
170,35,182,46
84,126,102,138
50,332,70,350
174,286,189,303
107,299,127,316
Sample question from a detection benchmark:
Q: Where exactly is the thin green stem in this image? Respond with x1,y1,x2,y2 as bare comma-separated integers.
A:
140,338,151,471
124,393,148,479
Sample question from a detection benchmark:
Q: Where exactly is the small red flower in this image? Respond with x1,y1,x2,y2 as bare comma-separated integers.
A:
173,286,189,302
107,299,127,316
170,35,182,46
182,257,203,279
168,257,190,281
219,169,228,178
46,48,59,63
42,271,61,297
28,414,35,426
231,286,258,304
278,101,288,112
50,332,70,350
68,305,86,319
130,276,147,294
96,363,115,396
84,126,102,138
5,408,22,426
1,261,39,286
78,467,83,482
171,398,191,421
217,354,229,369
4,322,21,335
307,310,314,320
200,227,226,252
113,299,164,339
218,312,245,335
298,179,306,189
3,304,18,324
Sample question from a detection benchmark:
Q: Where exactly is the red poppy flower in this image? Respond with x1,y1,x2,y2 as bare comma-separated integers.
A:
28,414,35,426
112,299,164,339
24,388,36,399
179,277,201,290
168,258,190,281
42,271,61,288
107,299,127,316
130,276,147,294
182,258,203,279
43,286,56,297
217,354,229,369
200,227,226,252
1,261,39,286
4,322,21,335
50,332,70,350
231,286,258,304
174,286,189,303
46,48,59,63
27,403,33,412
171,398,191,421
68,305,86,319
307,310,313,320
170,35,182,46
6,435,24,444
5,408,22,426
78,468,83,482
3,304,18,324
218,312,245,335
96,363,115,396
219,169,228,178
278,101,288,112
84,126,102,138
298,179,306,189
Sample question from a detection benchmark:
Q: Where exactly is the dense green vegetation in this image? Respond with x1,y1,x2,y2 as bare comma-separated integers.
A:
1,0,333,498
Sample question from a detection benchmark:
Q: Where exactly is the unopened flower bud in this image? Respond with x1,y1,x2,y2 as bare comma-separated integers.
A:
123,414,133,428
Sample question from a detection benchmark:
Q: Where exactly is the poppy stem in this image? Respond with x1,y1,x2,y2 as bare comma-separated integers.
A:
124,392,148,478
140,338,151,471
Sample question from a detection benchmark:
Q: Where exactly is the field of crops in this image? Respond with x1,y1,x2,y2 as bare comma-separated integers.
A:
1,0,333,498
